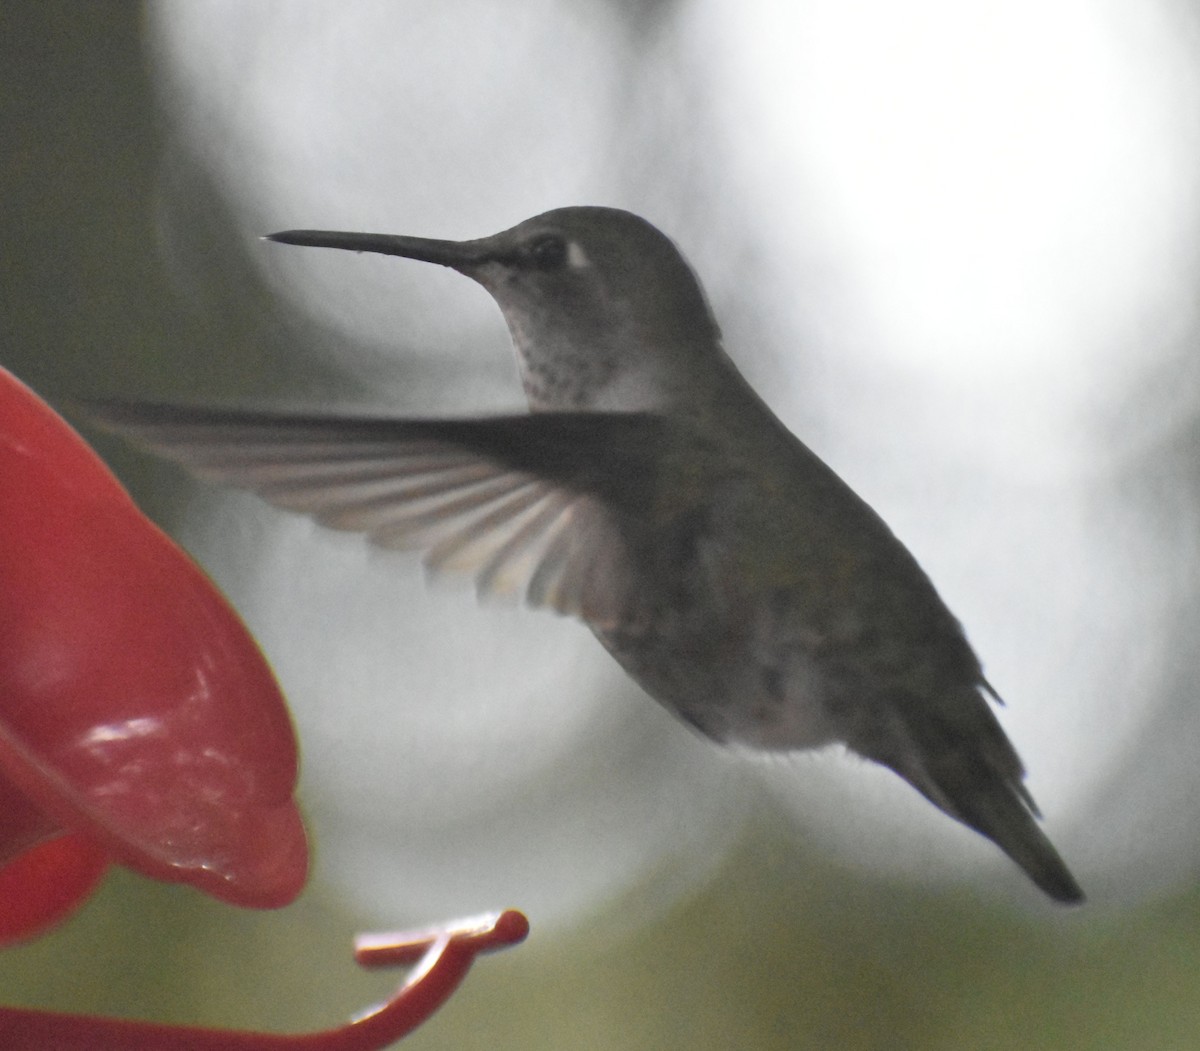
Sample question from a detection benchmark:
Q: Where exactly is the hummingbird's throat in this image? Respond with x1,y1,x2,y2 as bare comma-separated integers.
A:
516,347,618,410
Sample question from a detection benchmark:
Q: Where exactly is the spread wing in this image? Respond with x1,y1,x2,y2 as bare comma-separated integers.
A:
84,402,671,629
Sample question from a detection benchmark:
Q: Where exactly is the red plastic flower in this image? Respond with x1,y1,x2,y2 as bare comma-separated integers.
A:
0,368,307,943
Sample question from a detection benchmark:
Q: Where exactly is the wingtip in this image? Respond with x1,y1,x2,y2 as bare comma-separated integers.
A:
69,398,169,432
63,396,134,433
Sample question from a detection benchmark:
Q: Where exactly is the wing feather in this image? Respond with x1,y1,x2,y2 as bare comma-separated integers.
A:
83,401,667,623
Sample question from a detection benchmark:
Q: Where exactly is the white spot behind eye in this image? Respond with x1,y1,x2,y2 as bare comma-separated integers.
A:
566,241,589,268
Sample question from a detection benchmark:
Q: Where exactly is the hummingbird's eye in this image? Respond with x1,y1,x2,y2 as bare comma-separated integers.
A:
526,234,568,270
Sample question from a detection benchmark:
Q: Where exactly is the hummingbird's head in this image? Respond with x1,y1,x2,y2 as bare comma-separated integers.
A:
269,207,723,412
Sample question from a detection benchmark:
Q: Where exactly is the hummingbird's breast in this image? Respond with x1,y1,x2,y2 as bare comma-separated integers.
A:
586,455,856,751
591,582,847,751
584,390,985,755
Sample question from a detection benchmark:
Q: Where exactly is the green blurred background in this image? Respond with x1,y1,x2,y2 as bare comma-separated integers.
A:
4,4,1200,1048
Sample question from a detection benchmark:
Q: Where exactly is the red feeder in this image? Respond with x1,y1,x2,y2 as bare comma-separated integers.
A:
0,908,530,1049
0,368,308,942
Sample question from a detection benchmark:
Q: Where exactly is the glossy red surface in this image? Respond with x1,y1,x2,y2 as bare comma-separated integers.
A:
0,369,307,934
0,909,530,1048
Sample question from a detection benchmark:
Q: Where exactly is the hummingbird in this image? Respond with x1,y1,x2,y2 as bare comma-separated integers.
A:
89,206,1083,903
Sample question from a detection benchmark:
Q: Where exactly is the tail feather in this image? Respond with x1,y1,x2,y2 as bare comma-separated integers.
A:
948,777,1084,904
859,691,1084,904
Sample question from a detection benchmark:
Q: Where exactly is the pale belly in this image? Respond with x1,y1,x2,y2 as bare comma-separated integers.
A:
591,617,847,753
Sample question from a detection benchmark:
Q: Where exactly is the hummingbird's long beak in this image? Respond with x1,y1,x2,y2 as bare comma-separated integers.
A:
265,229,489,271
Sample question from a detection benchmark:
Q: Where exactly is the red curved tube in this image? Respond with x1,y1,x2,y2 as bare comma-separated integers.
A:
0,909,529,1050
